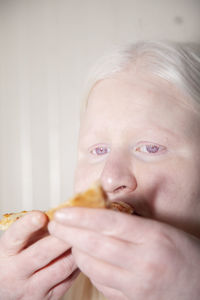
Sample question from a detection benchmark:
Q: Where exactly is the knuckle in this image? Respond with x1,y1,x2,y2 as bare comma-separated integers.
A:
140,257,166,295
58,253,76,278
139,236,172,295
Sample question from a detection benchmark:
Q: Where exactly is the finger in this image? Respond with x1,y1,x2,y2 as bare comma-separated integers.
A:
18,235,71,276
49,221,137,270
30,251,78,293
0,211,48,256
46,269,80,300
72,247,130,291
24,226,49,248
53,207,154,243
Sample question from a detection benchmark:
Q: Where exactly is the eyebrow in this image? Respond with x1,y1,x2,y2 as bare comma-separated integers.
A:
150,126,178,136
141,125,181,143
80,126,179,144
79,134,106,146
79,119,182,147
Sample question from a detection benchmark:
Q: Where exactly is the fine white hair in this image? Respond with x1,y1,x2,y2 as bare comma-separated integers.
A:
81,40,200,114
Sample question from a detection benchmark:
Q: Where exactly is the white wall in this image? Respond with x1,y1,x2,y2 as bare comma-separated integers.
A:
0,0,200,215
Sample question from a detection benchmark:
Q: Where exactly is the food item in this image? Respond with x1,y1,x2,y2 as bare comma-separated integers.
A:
0,211,28,231
110,201,134,214
46,183,108,220
0,183,134,231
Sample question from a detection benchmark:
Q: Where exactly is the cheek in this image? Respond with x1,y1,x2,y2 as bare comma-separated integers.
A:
137,167,181,215
143,163,200,233
73,160,103,193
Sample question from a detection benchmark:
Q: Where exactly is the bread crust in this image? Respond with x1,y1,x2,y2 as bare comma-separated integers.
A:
0,184,134,231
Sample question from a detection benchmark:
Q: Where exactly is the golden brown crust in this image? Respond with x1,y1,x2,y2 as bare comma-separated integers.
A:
0,211,28,231
0,184,134,231
45,183,109,220
110,201,134,214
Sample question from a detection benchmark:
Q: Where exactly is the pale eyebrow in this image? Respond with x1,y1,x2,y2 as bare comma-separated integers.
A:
79,132,106,147
151,126,179,138
79,124,181,149
130,121,181,140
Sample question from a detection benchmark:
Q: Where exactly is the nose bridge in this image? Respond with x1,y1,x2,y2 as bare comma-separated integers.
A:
100,148,137,193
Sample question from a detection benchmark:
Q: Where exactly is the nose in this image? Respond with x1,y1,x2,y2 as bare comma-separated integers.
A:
100,151,137,197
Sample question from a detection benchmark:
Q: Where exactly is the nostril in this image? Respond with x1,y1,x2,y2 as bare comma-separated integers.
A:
121,185,126,190
114,185,127,193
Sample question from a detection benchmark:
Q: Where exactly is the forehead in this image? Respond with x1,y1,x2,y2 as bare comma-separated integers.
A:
80,74,200,139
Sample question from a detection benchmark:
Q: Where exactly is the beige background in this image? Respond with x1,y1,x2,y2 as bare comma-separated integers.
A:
0,0,200,216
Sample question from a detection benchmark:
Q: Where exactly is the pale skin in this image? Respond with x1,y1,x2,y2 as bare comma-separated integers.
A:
0,212,79,299
48,72,200,300
1,71,200,300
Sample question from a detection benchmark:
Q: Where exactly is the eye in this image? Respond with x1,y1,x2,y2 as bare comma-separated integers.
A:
90,145,110,156
134,143,166,155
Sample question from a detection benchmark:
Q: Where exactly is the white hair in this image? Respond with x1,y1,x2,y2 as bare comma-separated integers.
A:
81,40,200,114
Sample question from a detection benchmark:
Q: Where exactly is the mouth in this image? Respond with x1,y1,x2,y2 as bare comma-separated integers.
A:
110,201,135,215
133,211,141,216
110,200,143,217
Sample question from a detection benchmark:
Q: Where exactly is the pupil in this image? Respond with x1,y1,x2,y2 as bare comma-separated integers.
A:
146,145,158,153
97,147,106,154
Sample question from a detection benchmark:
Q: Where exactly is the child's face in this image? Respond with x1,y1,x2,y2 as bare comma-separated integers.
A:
75,73,200,237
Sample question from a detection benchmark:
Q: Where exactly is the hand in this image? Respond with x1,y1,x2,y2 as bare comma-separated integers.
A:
0,211,79,300
48,208,200,300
